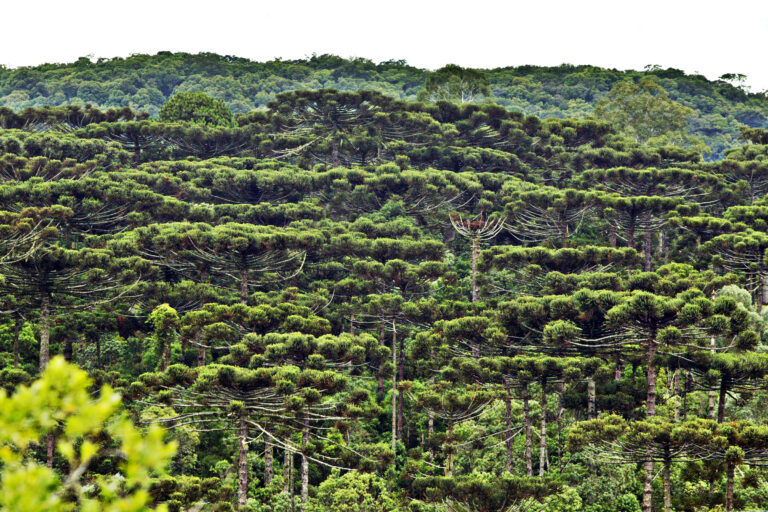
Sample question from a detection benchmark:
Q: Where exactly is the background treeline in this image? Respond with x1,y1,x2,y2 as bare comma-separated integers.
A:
2,73,768,512
1,52,767,157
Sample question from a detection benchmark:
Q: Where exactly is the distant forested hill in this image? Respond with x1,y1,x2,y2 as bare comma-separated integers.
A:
1,52,767,157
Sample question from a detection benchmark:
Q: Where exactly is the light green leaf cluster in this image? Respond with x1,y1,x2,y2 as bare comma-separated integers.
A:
0,356,177,512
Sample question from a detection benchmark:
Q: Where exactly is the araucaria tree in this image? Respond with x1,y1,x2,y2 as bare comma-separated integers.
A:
1,62,768,512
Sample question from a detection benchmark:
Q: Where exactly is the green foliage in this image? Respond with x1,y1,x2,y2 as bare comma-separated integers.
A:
0,356,176,511
159,92,234,127
2,57,768,512
307,470,402,512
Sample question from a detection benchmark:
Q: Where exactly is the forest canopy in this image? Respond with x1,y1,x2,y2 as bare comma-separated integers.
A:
1,52,767,157
1,53,768,512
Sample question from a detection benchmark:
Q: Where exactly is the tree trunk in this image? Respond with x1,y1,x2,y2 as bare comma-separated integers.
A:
39,294,51,373
663,455,672,512
428,410,435,461
391,321,398,455
240,268,249,304
646,335,658,417
470,237,479,303
523,384,533,476
608,223,617,248
12,317,20,369
331,132,339,168
349,314,355,335
46,432,55,468
642,458,654,512
556,380,565,470
237,419,249,510
377,321,385,401
673,369,681,422
760,254,768,309
162,341,171,371
197,345,206,367
708,335,717,420
96,336,102,369
283,449,291,493
289,451,296,512
717,376,728,424
264,437,274,486
560,217,568,248
644,229,652,271
180,336,188,366
539,377,548,476
445,422,454,477
615,354,623,381
63,338,73,362
504,379,514,473
726,462,735,512
397,328,405,442
587,376,596,419
301,414,309,508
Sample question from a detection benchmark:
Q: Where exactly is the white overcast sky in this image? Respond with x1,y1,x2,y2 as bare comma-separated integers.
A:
2,0,768,91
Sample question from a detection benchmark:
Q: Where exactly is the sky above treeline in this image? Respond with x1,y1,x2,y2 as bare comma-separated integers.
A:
3,0,768,93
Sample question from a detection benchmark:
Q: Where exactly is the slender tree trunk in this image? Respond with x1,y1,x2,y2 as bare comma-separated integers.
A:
708,335,717,420
643,332,657,512
391,321,398,455
763,266,768,309
289,451,296,512
587,377,596,419
523,384,533,476
608,222,617,248
180,336,188,366
445,422,454,477
682,371,689,421
717,376,728,424
642,458,654,512
726,462,735,512
301,413,309,508
63,338,73,362
46,432,55,468
644,229,652,271
560,218,568,248
331,132,339,168
615,353,623,381
377,321,385,401
162,342,171,371
646,336,658,417
627,216,636,249
539,377,548,476
39,294,51,373
663,455,672,512
428,410,435,461
471,237,479,303
12,317,20,369
237,419,249,510
283,449,291,493
673,369,681,422
240,268,249,304
264,437,274,486
197,345,206,367
349,314,355,335
556,380,565,469
397,329,405,442
504,379,514,473
95,336,102,369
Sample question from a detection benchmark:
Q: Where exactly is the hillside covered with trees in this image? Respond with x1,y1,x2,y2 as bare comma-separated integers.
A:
1,52,768,158
2,61,768,512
